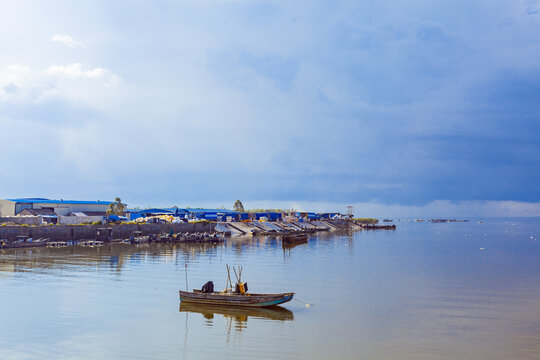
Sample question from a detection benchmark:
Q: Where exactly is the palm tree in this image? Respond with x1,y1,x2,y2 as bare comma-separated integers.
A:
106,197,126,216
233,200,245,213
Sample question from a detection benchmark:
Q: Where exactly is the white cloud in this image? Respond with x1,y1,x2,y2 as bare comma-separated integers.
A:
0,64,33,86
47,63,109,80
51,34,85,48
0,63,120,105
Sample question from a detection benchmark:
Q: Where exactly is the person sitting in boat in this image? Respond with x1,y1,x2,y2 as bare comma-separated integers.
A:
201,281,214,293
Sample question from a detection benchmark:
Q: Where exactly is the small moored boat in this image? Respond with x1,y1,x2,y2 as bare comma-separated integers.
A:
179,290,294,307
282,233,308,244
179,264,294,307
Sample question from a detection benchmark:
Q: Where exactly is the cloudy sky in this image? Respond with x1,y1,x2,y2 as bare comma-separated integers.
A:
1,0,539,217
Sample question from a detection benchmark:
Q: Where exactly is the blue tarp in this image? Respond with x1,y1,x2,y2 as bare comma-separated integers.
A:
254,212,282,221
318,213,341,219
187,209,239,220
127,208,180,220
239,213,250,221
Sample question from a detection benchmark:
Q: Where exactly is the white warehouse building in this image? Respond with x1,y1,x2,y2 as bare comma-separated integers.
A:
0,198,117,217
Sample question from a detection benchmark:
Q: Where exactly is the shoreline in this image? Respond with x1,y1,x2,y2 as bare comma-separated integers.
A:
0,219,396,249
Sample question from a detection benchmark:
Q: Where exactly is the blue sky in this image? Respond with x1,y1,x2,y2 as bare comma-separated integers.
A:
1,0,539,217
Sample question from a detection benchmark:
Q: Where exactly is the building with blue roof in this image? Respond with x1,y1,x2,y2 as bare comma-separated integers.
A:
125,208,240,222
0,198,118,217
253,212,283,221
294,212,319,220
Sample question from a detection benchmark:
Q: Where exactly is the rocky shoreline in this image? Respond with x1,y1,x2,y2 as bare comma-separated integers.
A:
0,219,397,249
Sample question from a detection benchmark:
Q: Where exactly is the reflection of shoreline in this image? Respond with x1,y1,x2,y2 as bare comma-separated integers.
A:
0,233,350,275
179,302,294,322
0,242,223,274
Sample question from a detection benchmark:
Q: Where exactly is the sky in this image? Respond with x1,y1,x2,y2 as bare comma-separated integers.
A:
0,0,539,217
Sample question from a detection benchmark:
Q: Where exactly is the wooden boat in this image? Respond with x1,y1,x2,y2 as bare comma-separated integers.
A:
179,289,294,307
180,264,294,307
282,241,307,250
282,233,308,244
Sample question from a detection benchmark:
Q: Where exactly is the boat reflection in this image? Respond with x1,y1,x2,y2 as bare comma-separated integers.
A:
180,303,294,349
179,302,294,324
282,239,308,259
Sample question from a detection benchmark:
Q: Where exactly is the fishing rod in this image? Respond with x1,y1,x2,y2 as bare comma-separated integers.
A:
185,263,188,291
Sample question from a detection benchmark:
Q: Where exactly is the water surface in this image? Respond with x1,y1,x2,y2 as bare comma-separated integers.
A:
1,218,540,359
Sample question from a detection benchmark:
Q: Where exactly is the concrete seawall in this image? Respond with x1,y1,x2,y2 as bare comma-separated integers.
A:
0,222,215,242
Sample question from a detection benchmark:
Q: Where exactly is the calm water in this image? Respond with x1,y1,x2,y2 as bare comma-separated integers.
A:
1,218,540,359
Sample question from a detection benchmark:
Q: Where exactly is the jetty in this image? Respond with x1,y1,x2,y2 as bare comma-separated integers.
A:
218,219,396,236
356,223,397,230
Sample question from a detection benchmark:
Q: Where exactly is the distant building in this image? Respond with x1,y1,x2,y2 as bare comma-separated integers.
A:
253,212,283,222
318,213,341,219
0,198,117,217
294,212,318,220
187,209,239,221
17,208,58,224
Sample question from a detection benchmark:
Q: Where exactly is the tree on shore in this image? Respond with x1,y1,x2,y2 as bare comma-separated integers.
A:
106,197,126,216
233,200,245,213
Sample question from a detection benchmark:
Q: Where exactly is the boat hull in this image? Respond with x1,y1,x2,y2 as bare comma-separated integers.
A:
282,234,308,244
179,290,294,307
